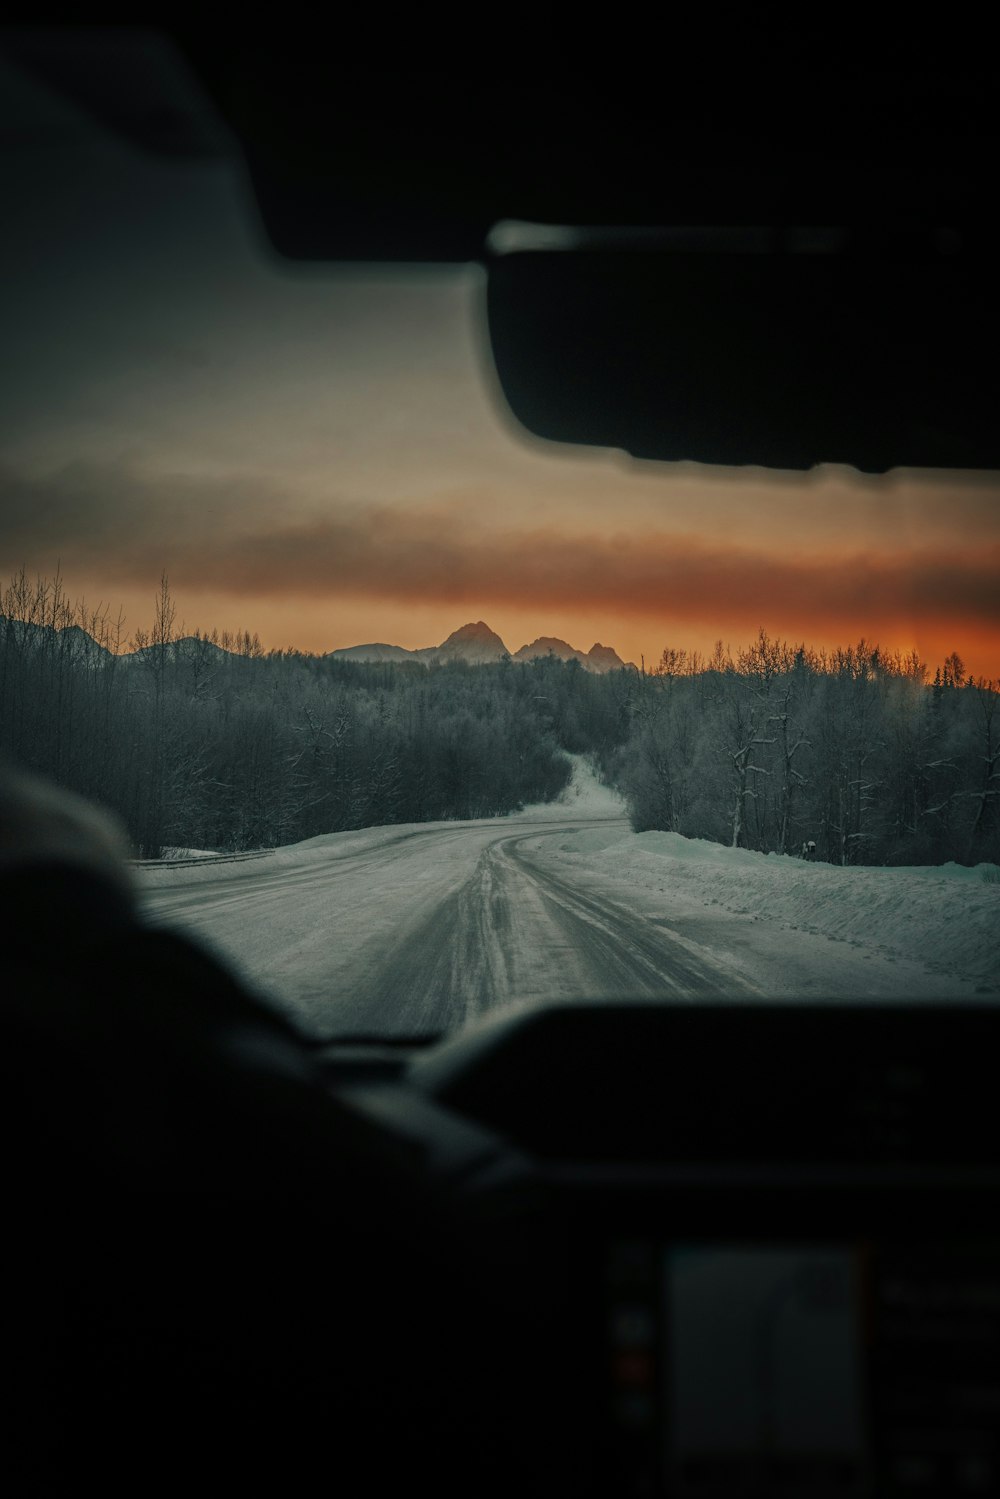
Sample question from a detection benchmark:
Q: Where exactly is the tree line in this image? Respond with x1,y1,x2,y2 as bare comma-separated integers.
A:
606,632,1000,867
1,572,996,866
0,573,588,856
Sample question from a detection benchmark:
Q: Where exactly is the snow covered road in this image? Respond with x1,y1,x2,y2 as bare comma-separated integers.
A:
136,764,994,1038
139,814,688,1037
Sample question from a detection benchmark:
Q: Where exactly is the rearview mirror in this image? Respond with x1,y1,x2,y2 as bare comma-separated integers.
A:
486,237,999,472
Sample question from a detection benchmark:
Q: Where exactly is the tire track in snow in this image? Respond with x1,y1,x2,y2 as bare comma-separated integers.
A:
327,826,761,1035
506,834,764,999
139,816,641,1035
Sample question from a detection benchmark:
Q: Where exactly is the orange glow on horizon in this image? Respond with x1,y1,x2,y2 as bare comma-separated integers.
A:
60,580,1000,683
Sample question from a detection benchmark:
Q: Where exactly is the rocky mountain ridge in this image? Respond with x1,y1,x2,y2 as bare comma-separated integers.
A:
329,621,628,672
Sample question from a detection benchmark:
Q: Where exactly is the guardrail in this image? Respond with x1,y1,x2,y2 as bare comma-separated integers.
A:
129,850,277,870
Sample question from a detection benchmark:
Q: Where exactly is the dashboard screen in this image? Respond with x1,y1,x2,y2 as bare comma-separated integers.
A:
606,1238,999,1497
665,1246,866,1493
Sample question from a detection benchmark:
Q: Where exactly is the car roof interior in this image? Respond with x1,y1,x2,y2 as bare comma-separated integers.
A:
5,30,997,470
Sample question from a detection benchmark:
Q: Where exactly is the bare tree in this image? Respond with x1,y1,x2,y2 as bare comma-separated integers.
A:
966,677,1000,863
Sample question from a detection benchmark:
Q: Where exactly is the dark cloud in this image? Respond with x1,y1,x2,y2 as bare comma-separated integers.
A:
223,523,996,631
1,460,997,633
0,459,304,557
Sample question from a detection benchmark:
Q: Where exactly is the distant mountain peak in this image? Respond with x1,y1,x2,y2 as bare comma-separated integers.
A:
327,641,416,664
440,621,507,647
436,621,509,662
586,642,626,670
519,635,575,653
513,636,586,666
513,636,626,673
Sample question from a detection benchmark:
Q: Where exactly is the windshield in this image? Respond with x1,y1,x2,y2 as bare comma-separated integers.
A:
1,32,997,1036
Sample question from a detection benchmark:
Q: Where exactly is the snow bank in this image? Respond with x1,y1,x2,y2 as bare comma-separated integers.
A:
552,828,1000,992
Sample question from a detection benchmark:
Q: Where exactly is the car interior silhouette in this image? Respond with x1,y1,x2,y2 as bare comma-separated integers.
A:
3,29,998,1499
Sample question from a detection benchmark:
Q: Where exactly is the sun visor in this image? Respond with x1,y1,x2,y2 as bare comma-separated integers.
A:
485,233,1000,472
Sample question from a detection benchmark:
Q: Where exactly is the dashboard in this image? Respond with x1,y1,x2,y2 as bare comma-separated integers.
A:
6,877,998,1494
318,1001,1000,1496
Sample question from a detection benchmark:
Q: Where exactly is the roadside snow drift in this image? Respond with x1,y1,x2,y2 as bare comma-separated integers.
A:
549,824,1000,994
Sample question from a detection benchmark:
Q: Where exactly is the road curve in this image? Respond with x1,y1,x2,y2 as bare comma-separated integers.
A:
137,815,761,1037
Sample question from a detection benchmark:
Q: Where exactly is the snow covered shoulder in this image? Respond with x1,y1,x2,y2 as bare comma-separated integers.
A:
546,824,1000,995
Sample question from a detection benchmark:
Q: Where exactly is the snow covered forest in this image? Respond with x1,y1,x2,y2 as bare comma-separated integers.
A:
0,574,581,856
1,572,997,866
609,635,999,869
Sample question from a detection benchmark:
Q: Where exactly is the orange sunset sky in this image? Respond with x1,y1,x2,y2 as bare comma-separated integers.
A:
1,49,998,679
